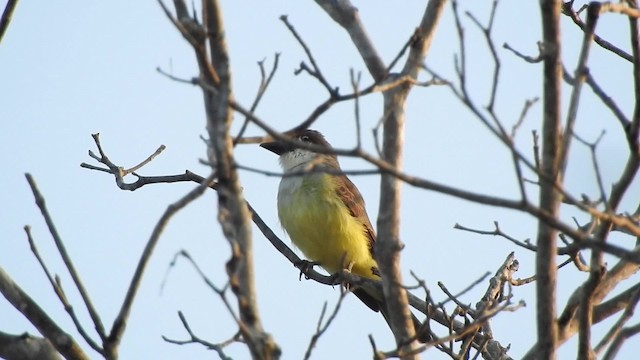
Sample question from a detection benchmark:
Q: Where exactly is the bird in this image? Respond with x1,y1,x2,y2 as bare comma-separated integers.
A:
260,129,425,340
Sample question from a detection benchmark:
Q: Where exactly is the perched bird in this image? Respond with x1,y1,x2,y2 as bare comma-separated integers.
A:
261,129,424,339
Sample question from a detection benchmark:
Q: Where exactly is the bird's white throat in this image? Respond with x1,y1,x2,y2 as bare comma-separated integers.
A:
278,149,317,173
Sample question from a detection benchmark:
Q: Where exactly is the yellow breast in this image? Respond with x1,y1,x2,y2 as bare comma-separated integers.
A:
277,173,378,279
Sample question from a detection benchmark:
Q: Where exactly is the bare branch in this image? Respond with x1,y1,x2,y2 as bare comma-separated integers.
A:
0,0,19,44
602,321,640,360
559,2,601,180
585,72,631,129
511,97,539,139
534,1,563,358
573,131,608,207
280,15,336,96
0,266,89,360
401,0,447,79
313,0,386,80
24,174,108,347
157,0,219,85
107,172,216,357
561,1,633,62
437,271,491,307
0,331,61,360
455,221,536,252
234,54,281,146
595,287,640,355
162,311,240,360
84,138,517,358
163,250,239,323
465,0,500,113
628,0,640,154
303,290,347,360
476,252,519,316
507,42,631,130
23,227,103,354
80,133,167,191
503,42,543,63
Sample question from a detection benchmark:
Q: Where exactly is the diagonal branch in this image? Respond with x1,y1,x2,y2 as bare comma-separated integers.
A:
233,54,281,146
0,331,61,360
25,174,108,346
401,0,447,79
313,0,386,80
0,0,19,44
106,172,216,358
280,16,336,96
23,227,103,354
561,1,633,62
84,147,516,359
0,266,89,360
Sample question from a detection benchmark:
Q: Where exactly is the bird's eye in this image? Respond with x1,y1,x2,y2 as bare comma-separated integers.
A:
300,135,310,142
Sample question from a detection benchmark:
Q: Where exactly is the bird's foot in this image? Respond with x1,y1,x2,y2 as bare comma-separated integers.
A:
334,261,356,292
295,259,321,280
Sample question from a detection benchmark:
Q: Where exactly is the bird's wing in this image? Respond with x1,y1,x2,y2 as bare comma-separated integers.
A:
335,174,429,341
334,175,377,254
336,176,380,310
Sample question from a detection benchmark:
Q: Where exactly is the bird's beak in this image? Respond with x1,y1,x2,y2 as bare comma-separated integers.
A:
260,140,292,155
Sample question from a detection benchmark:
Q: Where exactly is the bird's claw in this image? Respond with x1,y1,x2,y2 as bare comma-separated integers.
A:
295,259,321,280
331,262,355,292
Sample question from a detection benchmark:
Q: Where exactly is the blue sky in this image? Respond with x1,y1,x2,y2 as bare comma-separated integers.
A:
1,1,638,359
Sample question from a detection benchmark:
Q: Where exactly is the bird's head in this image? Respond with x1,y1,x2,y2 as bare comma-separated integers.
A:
260,129,336,172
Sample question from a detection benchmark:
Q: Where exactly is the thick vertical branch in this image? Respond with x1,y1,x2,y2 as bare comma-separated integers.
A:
375,1,447,355
377,87,414,353
627,0,640,152
546,3,640,352
200,1,279,359
315,2,446,356
535,1,562,359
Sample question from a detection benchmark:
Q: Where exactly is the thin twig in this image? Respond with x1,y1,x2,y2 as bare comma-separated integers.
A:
465,0,500,113
107,173,216,355
561,1,633,62
455,221,537,251
23,226,104,354
233,53,281,146
280,15,336,96
595,287,640,354
303,290,347,360
25,174,107,344
511,97,539,139
162,250,239,324
573,130,608,208
559,2,601,182
350,69,363,149
162,311,239,360
438,271,491,307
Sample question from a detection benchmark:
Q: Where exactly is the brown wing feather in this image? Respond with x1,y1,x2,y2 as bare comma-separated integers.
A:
334,175,377,255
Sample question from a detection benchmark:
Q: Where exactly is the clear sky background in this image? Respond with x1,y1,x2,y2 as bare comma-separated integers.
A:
1,1,638,359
